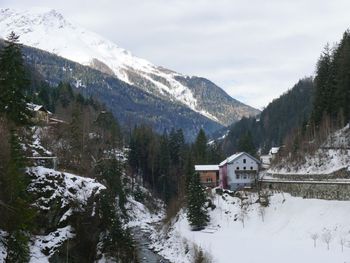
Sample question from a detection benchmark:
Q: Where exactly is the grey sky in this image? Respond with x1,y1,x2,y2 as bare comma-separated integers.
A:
3,0,350,109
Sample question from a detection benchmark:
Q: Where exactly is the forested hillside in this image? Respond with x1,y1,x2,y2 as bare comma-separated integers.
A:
274,29,350,162
0,33,139,262
222,77,314,155
0,33,224,262
0,39,223,142
311,30,350,127
225,29,350,158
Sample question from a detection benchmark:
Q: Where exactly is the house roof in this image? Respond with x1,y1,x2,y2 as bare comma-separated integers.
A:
219,152,261,166
219,152,243,166
194,165,219,171
27,103,52,114
269,147,280,155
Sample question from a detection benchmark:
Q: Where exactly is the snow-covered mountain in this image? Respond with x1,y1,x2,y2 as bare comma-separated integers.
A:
0,7,259,125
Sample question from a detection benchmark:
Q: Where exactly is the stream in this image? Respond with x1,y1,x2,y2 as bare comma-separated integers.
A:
130,227,170,263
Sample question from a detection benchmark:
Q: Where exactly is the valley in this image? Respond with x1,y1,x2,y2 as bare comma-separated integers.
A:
1,3,350,263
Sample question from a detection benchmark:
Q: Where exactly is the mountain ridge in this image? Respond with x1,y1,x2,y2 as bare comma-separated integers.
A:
0,7,259,126
7,40,222,141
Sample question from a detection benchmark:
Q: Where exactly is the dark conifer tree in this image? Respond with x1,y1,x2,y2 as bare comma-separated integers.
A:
3,132,35,262
0,32,31,125
237,131,256,156
186,172,209,230
333,31,350,122
312,45,334,125
193,128,208,164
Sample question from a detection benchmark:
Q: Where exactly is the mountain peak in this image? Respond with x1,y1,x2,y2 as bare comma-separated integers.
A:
0,7,259,125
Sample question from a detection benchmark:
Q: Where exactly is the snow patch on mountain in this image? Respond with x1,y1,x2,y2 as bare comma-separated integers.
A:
0,7,219,122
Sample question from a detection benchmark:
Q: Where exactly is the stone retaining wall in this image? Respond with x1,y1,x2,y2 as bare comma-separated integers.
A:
267,168,350,180
260,180,350,200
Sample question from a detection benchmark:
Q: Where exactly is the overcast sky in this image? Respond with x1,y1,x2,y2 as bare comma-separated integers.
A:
3,0,350,109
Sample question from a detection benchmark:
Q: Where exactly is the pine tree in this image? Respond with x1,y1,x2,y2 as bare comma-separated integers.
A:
237,131,256,156
333,31,350,122
159,132,170,176
96,159,127,213
99,192,135,261
311,45,334,125
186,172,209,230
0,32,31,125
57,82,74,108
2,131,35,262
207,142,224,164
193,128,208,164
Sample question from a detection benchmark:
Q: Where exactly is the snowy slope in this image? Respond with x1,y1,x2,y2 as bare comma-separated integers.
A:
152,192,350,263
269,124,350,176
0,7,258,124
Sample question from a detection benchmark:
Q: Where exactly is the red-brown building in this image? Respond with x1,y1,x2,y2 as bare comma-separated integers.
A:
194,165,220,188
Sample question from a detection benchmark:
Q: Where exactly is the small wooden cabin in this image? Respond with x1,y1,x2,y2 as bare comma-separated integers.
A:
27,103,52,124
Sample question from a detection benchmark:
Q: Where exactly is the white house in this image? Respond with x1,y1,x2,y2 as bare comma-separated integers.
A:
219,152,260,191
260,147,280,169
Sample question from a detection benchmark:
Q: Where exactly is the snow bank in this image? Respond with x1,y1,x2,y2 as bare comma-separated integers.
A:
125,184,165,231
30,127,53,157
30,226,74,262
153,192,350,263
28,166,106,210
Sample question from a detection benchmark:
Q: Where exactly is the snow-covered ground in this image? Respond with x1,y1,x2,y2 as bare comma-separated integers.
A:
152,191,350,263
268,148,350,175
125,184,165,231
269,124,350,176
30,226,74,263
28,166,106,211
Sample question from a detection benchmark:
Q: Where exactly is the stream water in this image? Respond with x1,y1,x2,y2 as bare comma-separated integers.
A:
131,227,170,263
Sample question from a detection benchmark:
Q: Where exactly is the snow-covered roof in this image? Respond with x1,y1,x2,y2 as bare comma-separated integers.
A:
269,147,280,155
219,153,243,166
27,103,52,114
195,165,219,171
219,152,261,166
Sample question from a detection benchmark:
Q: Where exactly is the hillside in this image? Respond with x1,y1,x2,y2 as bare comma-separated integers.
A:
0,7,259,127
14,41,222,141
269,124,350,177
222,77,314,154
268,30,350,177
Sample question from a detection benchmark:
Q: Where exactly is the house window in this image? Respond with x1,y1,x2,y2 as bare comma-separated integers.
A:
250,166,253,170
236,174,239,179
243,175,247,179
236,167,239,170
207,177,212,183
243,159,246,163
243,167,246,170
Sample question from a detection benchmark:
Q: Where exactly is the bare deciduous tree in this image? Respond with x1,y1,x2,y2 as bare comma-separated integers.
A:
339,236,346,252
238,205,248,228
310,233,319,248
322,230,332,250
258,206,265,222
